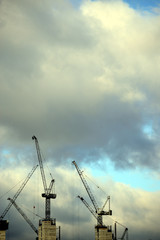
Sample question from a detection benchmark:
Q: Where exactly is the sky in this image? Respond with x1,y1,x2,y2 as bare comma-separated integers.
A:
0,0,160,239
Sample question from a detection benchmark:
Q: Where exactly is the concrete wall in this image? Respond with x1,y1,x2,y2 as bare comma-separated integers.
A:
38,220,56,240
0,231,6,240
95,226,113,240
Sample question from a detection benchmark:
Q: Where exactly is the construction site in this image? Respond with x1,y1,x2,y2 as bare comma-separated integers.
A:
0,136,128,240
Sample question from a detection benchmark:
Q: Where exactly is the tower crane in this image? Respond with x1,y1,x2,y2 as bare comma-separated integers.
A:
72,161,112,226
0,165,38,231
7,198,38,235
32,136,56,220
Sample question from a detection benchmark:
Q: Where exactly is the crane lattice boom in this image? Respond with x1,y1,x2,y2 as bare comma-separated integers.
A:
72,160,112,227
32,135,56,220
77,195,102,225
8,198,38,235
32,136,48,193
0,165,38,220
72,161,98,212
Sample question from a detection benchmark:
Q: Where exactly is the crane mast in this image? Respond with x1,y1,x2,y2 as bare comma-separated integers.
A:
8,198,38,235
0,165,38,220
32,136,56,220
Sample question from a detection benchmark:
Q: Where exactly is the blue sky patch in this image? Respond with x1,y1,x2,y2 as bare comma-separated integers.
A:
89,159,160,192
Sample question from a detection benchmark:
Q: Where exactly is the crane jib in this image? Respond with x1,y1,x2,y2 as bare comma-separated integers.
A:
32,135,56,220
0,164,38,220
72,160,112,227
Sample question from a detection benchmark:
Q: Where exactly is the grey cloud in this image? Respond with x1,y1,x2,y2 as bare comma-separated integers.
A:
3,0,94,48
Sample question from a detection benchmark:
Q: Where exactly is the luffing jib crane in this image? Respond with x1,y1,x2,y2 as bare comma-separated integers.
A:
32,135,56,220
0,165,38,231
8,198,38,235
72,160,112,226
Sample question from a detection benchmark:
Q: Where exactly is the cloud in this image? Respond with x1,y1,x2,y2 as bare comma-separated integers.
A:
0,1,160,239
1,164,160,240
0,0,160,172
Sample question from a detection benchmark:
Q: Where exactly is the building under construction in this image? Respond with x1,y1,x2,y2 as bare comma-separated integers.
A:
38,219,57,240
95,226,113,240
0,137,128,240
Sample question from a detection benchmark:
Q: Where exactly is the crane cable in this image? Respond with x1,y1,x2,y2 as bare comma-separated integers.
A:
39,145,53,181
83,173,127,228
20,204,42,219
107,215,127,229
40,146,55,195
0,178,24,200
83,173,107,195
